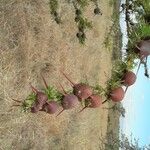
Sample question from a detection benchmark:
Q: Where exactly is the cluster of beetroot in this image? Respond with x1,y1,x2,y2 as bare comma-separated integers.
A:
12,69,137,116
109,38,150,104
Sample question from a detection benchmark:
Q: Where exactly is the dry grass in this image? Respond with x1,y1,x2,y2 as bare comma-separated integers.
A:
0,0,116,149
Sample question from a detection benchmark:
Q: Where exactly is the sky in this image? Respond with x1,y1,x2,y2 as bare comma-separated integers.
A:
121,61,150,146
119,0,150,147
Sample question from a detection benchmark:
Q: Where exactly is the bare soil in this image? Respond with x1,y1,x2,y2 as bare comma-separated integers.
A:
0,0,115,149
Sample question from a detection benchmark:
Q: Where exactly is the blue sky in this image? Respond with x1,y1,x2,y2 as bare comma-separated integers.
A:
121,60,150,146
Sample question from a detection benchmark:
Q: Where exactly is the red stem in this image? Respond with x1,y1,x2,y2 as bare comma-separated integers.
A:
59,83,67,95
102,99,108,104
60,70,75,86
125,86,129,94
29,83,38,94
12,99,22,103
11,104,21,107
41,74,49,89
136,60,141,76
78,106,87,113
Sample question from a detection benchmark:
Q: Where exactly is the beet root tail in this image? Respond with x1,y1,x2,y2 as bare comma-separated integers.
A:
12,99,22,103
11,104,21,107
125,86,129,94
78,106,87,113
102,99,108,104
136,60,141,76
60,70,75,86
41,74,49,89
8,104,22,112
29,83,38,94
58,83,67,95
56,109,64,117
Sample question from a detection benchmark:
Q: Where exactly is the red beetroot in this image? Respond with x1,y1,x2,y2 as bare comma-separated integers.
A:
122,71,136,93
61,94,79,111
79,94,102,112
30,84,48,111
11,92,46,113
89,95,102,108
31,104,40,113
73,83,93,100
134,40,150,76
41,75,60,114
43,101,60,114
110,87,125,102
57,83,79,116
11,99,23,110
123,71,136,86
61,71,93,100
134,40,150,62
137,40,150,59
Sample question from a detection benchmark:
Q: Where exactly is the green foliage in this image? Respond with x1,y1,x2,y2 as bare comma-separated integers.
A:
72,0,93,44
123,1,150,76
109,0,118,8
125,52,139,70
76,12,92,44
44,86,63,102
22,93,36,112
100,131,150,150
49,0,61,24
49,0,58,14
104,34,113,50
126,22,150,69
104,4,120,50
129,22,150,47
75,0,90,9
78,17,92,29
77,31,86,44
134,0,150,14
92,84,106,95
104,103,126,117
49,0,100,44
106,61,127,91
90,0,97,3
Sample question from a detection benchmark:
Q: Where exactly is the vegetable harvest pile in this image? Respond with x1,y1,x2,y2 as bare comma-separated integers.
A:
12,69,137,116
12,0,150,116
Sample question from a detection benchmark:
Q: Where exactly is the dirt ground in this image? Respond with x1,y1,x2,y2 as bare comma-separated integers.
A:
0,0,115,149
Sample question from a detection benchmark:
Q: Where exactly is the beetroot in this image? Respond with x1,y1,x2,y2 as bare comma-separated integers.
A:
30,84,48,110
134,40,150,60
137,40,150,59
57,83,79,116
110,87,125,102
88,95,102,108
122,71,136,94
62,94,79,109
11,98,41,113
43,101,60,114
134,40,150,76
30,84,48,104
123,71,136,86
41,75,60,114
61,71,93,100
31,105,40,113
79,94,102,112
73,83,93,100
11,99,22,108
